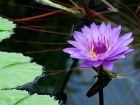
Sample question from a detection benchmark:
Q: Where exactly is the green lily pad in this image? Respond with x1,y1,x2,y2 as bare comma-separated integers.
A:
0,17,16,41
0,52,42,89
0,90,58,105
0,17,16,31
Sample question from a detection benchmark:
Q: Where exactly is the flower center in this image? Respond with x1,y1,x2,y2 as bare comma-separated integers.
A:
89,42,107,58
89,50,97,58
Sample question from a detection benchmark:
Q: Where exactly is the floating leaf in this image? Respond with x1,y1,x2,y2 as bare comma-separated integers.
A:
0,15,58,105
36,0,79,14
0,52,31,68
0,90,28,105
0,52,42,89
0,17,16,31
0,90,58,105
0,17,16,41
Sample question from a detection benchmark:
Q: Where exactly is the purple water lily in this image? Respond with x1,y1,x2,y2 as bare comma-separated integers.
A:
63,22,133,71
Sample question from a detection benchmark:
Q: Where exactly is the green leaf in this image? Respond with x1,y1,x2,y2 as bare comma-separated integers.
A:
104,70,117,78
0,17,16,31
0,90,58,105
0,90,28,105
0,52,42,89
0,17,58,105
37,0,79,14
0,17,16,41
0,52,31,68
0,16,58,105
93,67,117,79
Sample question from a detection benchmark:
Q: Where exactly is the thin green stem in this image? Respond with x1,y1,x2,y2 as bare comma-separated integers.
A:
98,65,104,105
55,59,78,104
60,59,78,92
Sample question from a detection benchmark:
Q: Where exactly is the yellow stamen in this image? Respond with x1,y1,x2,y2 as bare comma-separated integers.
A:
90,51,97,58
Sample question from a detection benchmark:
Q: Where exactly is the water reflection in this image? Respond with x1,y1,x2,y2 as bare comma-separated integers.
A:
66,52,140,105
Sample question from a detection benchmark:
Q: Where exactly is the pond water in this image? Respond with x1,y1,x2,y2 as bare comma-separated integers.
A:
0,0,140,105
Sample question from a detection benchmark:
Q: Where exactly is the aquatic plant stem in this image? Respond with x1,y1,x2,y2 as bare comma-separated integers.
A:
98,66,104,105
60,59,78,92
79,0,93,22
14,10,62,22
55,59,78,104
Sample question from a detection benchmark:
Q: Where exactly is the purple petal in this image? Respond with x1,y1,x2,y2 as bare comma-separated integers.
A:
70,53,86,59
81,26,92,42
63,48,86,59
108,48,133,60
99,22,106,34
112,25,121,37
97,54,107,60
111,25,121,44
80,60,102,68
63,48,79,54
107,54,125,60
80,51,97,61
73,31,87,44
103,23,112,39
118,38,133,47
121,48,134,55
109,47,129,57
119,32,132,40
107,38,133,56
102,61,113,71
67,40,86,51
90,22,101,42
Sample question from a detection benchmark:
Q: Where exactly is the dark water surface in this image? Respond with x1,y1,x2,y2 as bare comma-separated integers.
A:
0,0,140,105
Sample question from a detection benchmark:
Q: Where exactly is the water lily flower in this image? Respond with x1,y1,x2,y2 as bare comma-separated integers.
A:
63,22,133,71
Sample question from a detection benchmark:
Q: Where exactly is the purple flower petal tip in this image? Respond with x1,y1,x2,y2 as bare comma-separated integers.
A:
63,48,68,53
103,61,113,71
80,60,102,68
